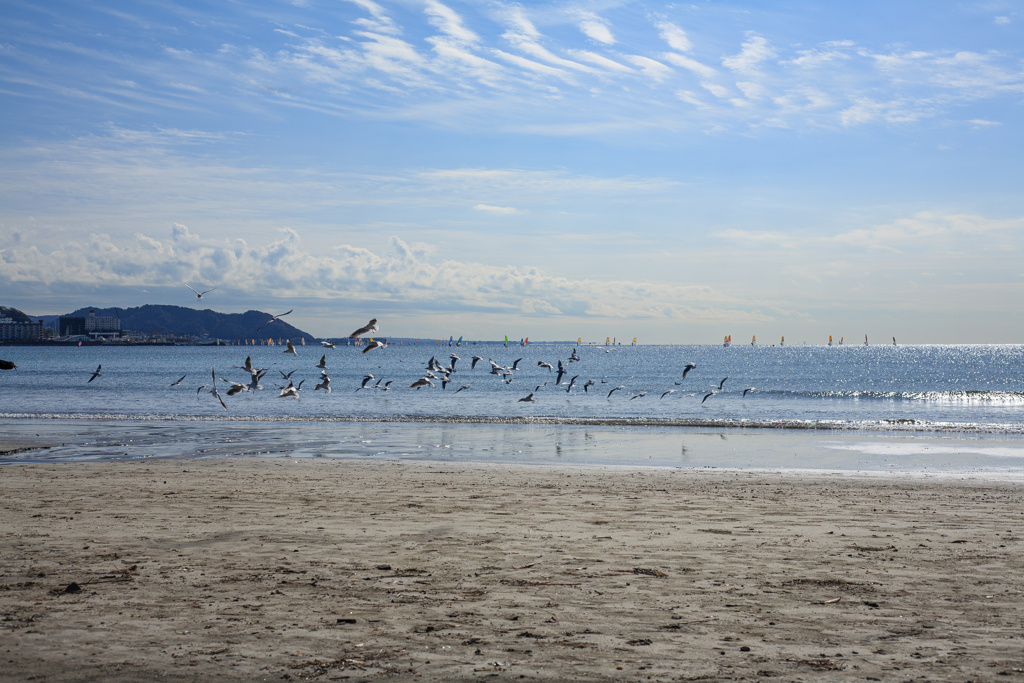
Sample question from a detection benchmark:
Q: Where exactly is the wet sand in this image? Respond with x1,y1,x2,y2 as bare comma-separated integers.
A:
2,457,1022,682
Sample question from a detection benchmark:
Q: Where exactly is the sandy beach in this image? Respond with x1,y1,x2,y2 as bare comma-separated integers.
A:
2,456,1022,682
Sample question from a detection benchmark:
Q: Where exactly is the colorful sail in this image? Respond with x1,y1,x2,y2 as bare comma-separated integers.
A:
504,335,508,347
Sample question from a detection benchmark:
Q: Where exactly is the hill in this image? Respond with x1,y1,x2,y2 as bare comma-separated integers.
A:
64,305,315,341
0,306,34,323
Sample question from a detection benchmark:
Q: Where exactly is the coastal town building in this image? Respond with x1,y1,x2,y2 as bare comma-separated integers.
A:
0,317,46,341
83,310,122,340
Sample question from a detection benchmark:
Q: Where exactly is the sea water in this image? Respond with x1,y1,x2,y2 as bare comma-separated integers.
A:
2,343,1024,472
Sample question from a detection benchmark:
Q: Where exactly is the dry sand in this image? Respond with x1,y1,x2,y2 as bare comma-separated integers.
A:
1,457,1022,682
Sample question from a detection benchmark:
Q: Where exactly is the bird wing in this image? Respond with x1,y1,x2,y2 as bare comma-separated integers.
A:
201,286,217,295
185,284,200,295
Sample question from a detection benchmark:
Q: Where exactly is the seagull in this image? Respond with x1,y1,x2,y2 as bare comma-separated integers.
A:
349,318,378,338
607,385,625,398
359,374,376,389
701,391,716,404
518,393,536,403
363,340,386,354
185,284,216,300
168,374,186,387
565,375,578,393
321,340,336,348
629,392,647,400
410,377,434,389
196,384,208,396
555,360,567,386
742,387,755,397
449,354,460,371
568,347,580,363
220,377,247,396
681,363,696,379
257,310,293,332
379,380,394,392
716,377,728,390
278,381,299,399
209,367,227,410
661,390,676,399
316,355,328,369
455,383,472,393
284,340,297,355
280,369,297,380
87,364,103,383
537,361,553,371
511,358,524,371
535,381,551,392
246,370,266,392
583,379,594,393
471,356,483,369
314,375,331,393
442,376,451,390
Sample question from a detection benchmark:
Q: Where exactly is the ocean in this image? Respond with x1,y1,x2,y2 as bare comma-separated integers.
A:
2,342,1024,473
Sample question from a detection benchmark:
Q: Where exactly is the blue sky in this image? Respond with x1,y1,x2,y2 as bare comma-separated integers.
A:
1,0,1022,342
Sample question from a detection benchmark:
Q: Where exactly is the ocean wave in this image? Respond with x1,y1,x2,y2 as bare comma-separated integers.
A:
803,390,1024,404
4,412,1024,434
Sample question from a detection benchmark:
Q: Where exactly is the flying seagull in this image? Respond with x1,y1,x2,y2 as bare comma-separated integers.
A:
321,340,336,348
410,377,434,389
280,369,297,380
716,377,728,390
449,354,460,371
349,318,378,338
363,340,386,354
168,374,186,387
661,390,676,399
629,392,647,400
455,384,472,393
511,358,524,371
701,391,716,404
537,361,553,371
607,385,625,398
583,379,594,393
471,356,483,369
283,340,297,355
185,284,216,300
316,355,328,369
87,364,103,383
196,384,208,396
209,367,227,410
681,363,696,379
257,310,293,332
220,377,247,396
314,375,331,393
742,387,755,397
568,347,580,363
518,393,536,403
565,375,579,393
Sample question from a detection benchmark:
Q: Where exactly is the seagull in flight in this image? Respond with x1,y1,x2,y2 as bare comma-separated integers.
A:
196,384,208,396
410,377,434,389
511,358,524,371
87,364,103,383
359,374,376,389
316,355,328,369
607,385,625,398
321,340,336,348
283,340,297,355
716,377,728,390
471,356,483,369
280,369,297,380
219,377,247,396
565,375,578,393
349,318,378,338
168,374,186,387
209,367,227,410
185,284,216,300
363,340,386,354
257,310,293,332
537,361,553,371
568,347,580,363
518,393,536,403
629,392,647,400
701,391,716,404
742,387,755,397
314,375,331,393
455,383,472,393
555,360,567,386
278,380,300,399
449,354,460,371
583,379,594,393
661,390,676,399
674,363,697,385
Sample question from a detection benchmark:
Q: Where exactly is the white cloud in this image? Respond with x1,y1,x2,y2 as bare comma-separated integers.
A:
656,22,692,53
623,55,673,82
722,34,775,75
994,16,1010,25
661,52,718,80
969,118,1001,127
473,203,517,213
344,0,400,35
578,15,615,45
424,0,479,45
566,50,634,73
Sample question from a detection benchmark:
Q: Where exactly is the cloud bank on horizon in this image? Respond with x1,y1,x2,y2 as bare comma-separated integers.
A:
1,0,1022,342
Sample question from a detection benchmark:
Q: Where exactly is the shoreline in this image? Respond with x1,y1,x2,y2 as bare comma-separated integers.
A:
1,459,1022,682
